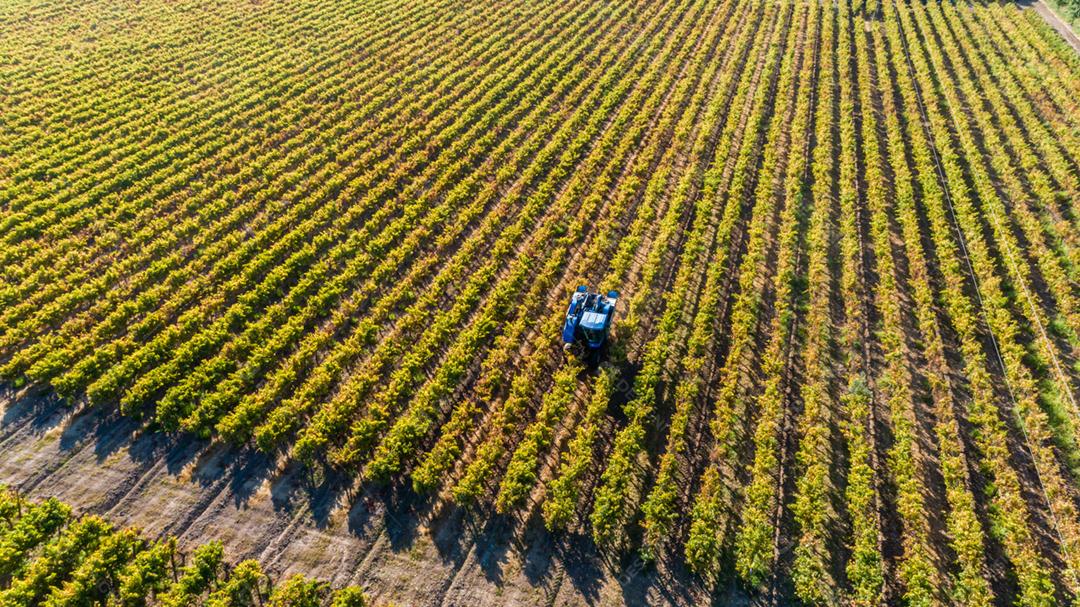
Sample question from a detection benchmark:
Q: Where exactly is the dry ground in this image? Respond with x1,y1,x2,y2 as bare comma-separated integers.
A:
0,386,763,607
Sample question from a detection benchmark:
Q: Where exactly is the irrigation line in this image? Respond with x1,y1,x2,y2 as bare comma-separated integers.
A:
929,0,1080,431
890,0,1080,594
768,4,822,602
843,2,890,590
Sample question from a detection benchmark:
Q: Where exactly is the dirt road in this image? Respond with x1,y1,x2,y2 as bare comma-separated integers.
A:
1031,0,1080,53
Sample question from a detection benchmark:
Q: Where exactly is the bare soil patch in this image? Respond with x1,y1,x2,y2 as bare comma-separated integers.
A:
0,387,772,606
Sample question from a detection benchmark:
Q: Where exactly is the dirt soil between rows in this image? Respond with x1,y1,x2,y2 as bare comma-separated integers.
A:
0,387,767,607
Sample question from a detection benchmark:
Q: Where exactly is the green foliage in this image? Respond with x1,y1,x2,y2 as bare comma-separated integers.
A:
158,541,225,607
0,497,72,578
112,537,178,607
0,490,367,605
204,560,267,607
330,586,369,607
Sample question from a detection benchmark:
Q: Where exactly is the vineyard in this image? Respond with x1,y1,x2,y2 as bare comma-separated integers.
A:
0,487,370,606
1,0,1080,604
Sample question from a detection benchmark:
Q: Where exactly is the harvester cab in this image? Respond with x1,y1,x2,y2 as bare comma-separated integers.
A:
562,286,619,360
